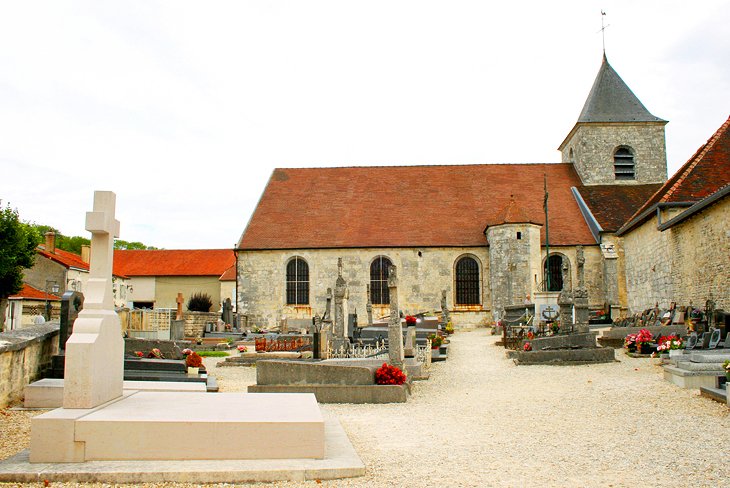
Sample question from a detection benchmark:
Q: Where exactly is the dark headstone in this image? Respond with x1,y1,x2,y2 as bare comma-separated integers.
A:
59,290,84,350
708,329,721,349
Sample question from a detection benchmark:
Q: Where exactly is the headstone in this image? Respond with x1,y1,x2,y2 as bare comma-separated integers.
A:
59,290,84,351
440,290,451,326
573,246,590,332
366,284,373,326
708,328,721,349
221,297,233,327
403,326,416,358
346,312,357,341
332,258,349,351
387,265,404,369
63,191,124,409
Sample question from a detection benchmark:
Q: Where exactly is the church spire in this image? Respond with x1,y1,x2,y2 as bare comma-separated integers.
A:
577,55,665,124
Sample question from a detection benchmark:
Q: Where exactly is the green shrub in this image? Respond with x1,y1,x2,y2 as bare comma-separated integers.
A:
187,292,213,312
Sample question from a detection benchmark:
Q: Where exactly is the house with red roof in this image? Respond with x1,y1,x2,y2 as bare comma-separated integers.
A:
4,284,62,330
113,249,235,312
236,55,690,328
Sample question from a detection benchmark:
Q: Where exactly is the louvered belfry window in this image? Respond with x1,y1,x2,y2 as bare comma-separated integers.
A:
286,257,309,305
545,254,564,291
614,147,636,180
370,257,391,305
455,256,480,305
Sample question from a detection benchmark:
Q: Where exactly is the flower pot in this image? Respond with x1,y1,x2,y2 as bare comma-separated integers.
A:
187,367,199,376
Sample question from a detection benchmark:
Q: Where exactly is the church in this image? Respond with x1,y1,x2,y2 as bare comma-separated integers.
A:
235,54,729,329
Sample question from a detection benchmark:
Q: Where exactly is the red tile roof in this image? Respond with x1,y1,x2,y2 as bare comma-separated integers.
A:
37,246,90,271
576,184,662,232
113,249,235,277
619,116,730,234
219,265,236,281
10,284,60,300
238,164,596,249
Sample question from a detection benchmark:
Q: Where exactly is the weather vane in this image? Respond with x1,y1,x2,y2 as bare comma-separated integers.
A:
599,10,610,54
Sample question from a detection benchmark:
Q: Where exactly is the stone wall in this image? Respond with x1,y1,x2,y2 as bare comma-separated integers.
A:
23,256,67,297
0,323,59,408
183,311,222,338
562,123,666,185
668,197,730,310
237,247,491,329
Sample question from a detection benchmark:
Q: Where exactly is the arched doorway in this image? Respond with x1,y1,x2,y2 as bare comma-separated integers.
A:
544,254,564,291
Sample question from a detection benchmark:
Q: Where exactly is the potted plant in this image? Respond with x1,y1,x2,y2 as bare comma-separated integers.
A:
405,315,417,327
624,333,637,352
428,333,443,349
444,322,454,335
186,351,203,375
523,341,532,352
237,344,248,354
635,329,654,354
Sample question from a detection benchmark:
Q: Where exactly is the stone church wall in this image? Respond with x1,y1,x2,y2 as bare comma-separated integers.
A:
622,208,686,313
237,247,491,329
563,123,666,185
667,197,729,310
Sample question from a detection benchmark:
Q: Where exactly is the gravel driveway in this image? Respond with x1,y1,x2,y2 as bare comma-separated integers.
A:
1,328,728,487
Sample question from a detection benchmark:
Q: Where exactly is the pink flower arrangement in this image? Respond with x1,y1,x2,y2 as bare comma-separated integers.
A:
523,342,532,352
624,334,637,348
656,335,683,352
147,348,164,359
237,345,248,353
375,363,407,385
181,348,193,356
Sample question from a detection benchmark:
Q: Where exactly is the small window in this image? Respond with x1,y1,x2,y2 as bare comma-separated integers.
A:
455,256,480,305
370,256,392,305
516,232,522,240
614,147,635,180
286,257,309,305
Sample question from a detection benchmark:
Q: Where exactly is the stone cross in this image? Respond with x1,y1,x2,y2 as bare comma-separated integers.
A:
332,258,349,351
176,293,184,320
387,265,404,369
63,191,124,409
557,262,574,334
573,246,590,331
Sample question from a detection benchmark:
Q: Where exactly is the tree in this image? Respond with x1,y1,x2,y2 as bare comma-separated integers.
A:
0,203,41,331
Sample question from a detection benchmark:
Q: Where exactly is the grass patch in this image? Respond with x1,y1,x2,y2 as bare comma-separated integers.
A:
196,350,230,357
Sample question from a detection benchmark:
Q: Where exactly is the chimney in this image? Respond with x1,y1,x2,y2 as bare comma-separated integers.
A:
45,231,56,254
81,245,91,264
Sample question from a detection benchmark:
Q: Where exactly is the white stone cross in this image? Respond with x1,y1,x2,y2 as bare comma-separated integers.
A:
84,191,120,310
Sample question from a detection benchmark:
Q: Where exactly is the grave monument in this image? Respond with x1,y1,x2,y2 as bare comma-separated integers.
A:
26,191,343,475
333,258,349,352
387,265,404,369
557,261,573,334
573,246,590,333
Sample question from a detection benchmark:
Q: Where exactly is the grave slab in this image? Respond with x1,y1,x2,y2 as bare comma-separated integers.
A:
30,392,325,462
24,378,206,409
0,411,364,483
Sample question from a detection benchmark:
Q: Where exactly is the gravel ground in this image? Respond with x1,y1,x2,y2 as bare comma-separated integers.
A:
1,329,728,487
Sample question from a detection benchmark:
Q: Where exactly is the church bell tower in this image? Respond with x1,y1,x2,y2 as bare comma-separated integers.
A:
559,54,668,185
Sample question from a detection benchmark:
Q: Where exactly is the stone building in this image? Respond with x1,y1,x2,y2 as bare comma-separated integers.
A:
236,54,687,328
617,117,730,312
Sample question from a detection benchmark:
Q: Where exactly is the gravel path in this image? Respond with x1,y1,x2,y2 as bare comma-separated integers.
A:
1,329,728,487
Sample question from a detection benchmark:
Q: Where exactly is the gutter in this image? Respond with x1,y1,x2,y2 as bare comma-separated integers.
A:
657,185,730,231
616,201,694,236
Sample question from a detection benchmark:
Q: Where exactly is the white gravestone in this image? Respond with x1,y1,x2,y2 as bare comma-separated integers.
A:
63,191,124,409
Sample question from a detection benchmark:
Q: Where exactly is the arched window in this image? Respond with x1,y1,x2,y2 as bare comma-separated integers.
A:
544,255,564,291
370,256,392,305
455,256,480,305
614,147,635,180
286,257,309,305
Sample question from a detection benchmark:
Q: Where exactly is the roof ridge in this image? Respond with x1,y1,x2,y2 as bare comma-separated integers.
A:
273,162,574,171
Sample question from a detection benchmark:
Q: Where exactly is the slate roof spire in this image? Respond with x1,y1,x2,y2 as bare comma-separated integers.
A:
577,54,665,123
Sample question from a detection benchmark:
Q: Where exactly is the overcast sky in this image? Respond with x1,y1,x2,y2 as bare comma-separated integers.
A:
1,1,728,250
